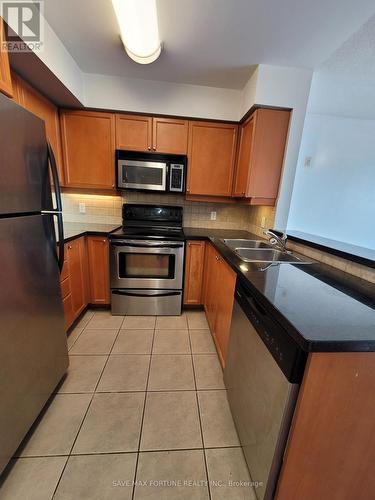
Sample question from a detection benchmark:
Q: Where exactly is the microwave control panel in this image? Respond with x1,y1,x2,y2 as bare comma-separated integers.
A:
169,164,184,192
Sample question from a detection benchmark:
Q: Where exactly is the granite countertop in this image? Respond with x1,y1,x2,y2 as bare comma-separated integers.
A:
184,227,375,353
58,222,121,243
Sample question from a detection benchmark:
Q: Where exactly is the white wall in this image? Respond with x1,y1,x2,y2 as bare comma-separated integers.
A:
83,73,242,121
252,65,313,230
288,105,375,249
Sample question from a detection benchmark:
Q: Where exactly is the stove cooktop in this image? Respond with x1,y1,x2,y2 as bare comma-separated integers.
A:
109,226,185,241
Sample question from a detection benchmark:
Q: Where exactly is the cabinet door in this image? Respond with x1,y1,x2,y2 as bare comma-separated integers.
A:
232,115,255,197
66,238,87,319
203,244,219,331
61,110,115,189
187,121,238,196
0,18,13,98
14,74,65,184
87,236,110,305
153,117,188,154
115,114,152,152
184,240,206,305
214,257,236,365
62,294,75,330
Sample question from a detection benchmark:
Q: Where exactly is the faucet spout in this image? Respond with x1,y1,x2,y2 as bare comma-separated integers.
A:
263,230,287,251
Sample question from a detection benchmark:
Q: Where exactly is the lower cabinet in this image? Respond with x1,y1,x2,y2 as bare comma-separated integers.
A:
183,240,206,305
66,237,88,320
203,243,236,367
60,235,110,330
87,236,110,305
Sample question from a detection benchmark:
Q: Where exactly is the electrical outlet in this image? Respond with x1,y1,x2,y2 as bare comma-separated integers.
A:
210,211,217,221
79,202,86,214
261,216,266,228
304,156,312,168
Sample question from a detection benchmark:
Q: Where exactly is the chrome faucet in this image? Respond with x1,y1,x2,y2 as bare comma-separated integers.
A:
264,230,287,251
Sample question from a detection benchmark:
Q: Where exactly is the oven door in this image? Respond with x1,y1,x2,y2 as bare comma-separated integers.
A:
110,239,184,290
117,159,167,191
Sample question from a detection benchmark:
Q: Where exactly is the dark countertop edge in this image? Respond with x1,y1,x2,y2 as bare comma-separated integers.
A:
58,226,121,245
272,230,375,269
184,228,375,353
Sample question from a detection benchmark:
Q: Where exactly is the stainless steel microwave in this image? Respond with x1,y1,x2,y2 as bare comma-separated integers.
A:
116,151,187,193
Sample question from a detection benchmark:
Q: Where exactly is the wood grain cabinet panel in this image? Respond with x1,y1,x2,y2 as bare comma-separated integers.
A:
115,114,152,152
203,243,236,366
153,117,188,154
0,18,13,98
66,237,87,319
233,109,290,204
87,236,110,305
183,240,206,305
12,73,65,184
61,110,115,189
187,121,238,197
62,293,75,330
276,352,375,500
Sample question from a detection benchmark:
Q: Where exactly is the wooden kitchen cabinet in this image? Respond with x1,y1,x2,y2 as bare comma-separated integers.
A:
115,114,189,154
275,352,375,500
203,243,236,366
87,236,110,305
0,18,13,98
66,237,88,320
115,114,152,152
61,110,115,189
152,117,188,154
233,109,290,205
183,240,206,305
187,121,238,197
12,73,65,184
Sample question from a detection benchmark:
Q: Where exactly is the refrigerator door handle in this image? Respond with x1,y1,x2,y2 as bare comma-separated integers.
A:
45,142,64,272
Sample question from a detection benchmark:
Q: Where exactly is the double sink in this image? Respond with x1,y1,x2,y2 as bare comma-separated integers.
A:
221,239,312,264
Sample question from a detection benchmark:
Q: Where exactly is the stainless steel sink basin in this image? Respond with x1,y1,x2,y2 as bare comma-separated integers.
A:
222,239,273,250
221,238,312,264
235,248,310,263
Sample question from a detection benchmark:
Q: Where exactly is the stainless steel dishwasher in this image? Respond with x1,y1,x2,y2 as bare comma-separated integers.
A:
224,278,307,500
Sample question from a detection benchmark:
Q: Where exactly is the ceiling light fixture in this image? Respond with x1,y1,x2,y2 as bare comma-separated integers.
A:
112,0,162,64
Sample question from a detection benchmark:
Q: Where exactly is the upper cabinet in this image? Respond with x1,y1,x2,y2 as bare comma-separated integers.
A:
61,110,116,189
115,114,152,152
115,114,189,154
187,121,238,197
233,108,290,205
152,117,189,154
0,18,13,98
12,73,65,185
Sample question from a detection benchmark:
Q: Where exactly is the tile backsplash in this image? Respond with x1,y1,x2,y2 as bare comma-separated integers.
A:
61,192,276,234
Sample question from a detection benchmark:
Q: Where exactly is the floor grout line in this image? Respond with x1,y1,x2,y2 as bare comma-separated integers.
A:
188,326,212,500
51,313,123,499
130,322,156,500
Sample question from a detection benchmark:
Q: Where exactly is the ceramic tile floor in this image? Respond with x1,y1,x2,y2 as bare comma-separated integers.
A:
0,309,256,500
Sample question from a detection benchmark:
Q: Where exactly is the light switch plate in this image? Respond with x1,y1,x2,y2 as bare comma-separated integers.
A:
210,211,217,221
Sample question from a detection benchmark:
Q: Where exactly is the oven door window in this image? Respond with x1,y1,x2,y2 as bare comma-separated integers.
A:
119,252,176,279
123,164,165,189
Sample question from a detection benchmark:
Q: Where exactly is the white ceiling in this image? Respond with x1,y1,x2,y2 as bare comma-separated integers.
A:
44,0,375,89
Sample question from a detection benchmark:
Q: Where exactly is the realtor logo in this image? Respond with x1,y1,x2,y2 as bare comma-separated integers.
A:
1,0,44,52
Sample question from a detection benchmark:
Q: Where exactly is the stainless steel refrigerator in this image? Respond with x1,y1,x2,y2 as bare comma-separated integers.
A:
0,93,69,474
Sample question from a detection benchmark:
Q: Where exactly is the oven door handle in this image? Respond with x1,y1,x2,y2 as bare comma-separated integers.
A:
111,242,184,249
112,290,181,298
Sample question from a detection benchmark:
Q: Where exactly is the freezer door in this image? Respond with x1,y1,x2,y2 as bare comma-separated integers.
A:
0,93,53,215
0,215,68,474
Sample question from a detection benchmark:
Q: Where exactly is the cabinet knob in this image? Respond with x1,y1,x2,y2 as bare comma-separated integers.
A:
148,146,151,150
153,147,156,151
68,245,72,250
242,192,245,195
